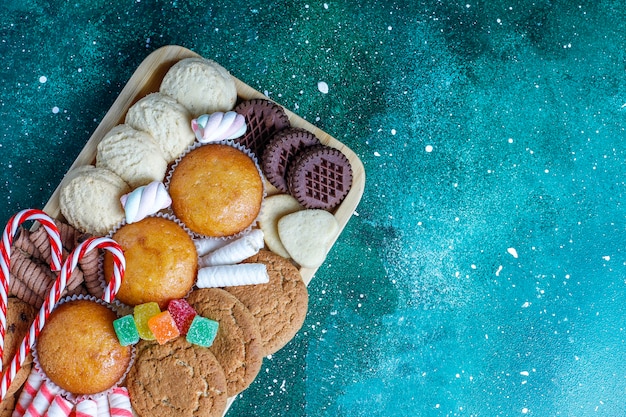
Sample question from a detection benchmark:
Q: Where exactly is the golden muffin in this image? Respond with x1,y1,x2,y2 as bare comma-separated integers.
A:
36,299,132,395
169,144,264,237
104,217,197,308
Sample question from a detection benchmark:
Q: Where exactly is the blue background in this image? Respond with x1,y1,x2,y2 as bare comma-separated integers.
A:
1,1,626,416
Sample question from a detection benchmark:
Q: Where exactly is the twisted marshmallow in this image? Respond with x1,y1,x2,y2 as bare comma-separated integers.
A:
194,238,229,258
120,181,171,224
198,229,264,268
197,263,269,288
191,111,246,143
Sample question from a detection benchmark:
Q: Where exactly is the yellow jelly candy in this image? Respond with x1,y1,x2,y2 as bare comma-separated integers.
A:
133,302,161,340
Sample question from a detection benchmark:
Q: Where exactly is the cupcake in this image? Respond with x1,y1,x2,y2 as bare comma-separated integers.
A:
168,144,264,238
103,216,197,308
35,299,132,396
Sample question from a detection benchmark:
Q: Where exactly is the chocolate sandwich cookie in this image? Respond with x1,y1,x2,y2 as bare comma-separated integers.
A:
262,127,320,192
234,99,290,157
187,288,263,396
127,338,228,417
225,250,308,356
287,145,353,210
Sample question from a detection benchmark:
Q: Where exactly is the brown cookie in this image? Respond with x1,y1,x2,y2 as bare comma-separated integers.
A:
234,99,290,157
4,298,36,366
225,250,308,356
0,393,15,417
287,144,353,210
186,288,263,396
262,127,320,192
3,297,36,398
127,338,228,417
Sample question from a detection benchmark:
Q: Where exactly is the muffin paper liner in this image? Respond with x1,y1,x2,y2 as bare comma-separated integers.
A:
164,140,267,241
32,294,136,404
101,213,197,312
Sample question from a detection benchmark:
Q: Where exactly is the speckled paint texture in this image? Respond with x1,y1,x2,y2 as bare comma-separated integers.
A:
1,1,625,416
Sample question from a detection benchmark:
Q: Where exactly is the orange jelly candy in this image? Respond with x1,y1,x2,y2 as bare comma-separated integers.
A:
147,311,180,345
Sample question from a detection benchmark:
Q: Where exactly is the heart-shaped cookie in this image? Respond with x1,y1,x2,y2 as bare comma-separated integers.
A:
257,194,304,259
277,209,339,269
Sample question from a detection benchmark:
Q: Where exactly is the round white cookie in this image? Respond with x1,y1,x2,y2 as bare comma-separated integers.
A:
125,92,195,162
59,165,130,235
96,124,168,188
160,57,237,116
277,209,339,269
258,194,303,258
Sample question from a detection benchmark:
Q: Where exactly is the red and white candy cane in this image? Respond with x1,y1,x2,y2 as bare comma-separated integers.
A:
0,209,62,364
0,236,125,402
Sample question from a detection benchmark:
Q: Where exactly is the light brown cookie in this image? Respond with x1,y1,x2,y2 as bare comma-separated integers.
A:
3,297,36,398
127,338,227,417
125,92,195,162
5,295,37,361
186,288,263,396
0,392,15,417
278,209,339,268
96,124,168,188
59,165,130,235
160,57,237,116
257,194,304,259
225,250,308,356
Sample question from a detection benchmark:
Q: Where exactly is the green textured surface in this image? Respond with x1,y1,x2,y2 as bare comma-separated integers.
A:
2,1,626,416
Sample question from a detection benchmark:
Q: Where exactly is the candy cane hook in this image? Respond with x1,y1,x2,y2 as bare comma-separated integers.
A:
0,209,62,365
0,236,125,402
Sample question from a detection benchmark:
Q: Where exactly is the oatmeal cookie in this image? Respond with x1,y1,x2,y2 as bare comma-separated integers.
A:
127,338,227,417
186,288,263,396
225,250,308,355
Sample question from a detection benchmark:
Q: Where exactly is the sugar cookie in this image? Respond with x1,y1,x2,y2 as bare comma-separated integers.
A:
277,209,338,268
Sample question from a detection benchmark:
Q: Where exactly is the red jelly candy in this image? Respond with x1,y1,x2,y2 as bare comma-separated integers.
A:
167,298,197,335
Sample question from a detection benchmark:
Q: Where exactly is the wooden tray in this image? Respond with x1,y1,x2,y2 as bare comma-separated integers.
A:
41,45,365,414
43,44,365,286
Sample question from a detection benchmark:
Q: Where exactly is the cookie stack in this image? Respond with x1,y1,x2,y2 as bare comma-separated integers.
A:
262,127,353,211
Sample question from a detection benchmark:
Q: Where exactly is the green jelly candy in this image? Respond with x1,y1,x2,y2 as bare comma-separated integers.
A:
113,315,140,346
186,315,219,347
134,302,161,340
